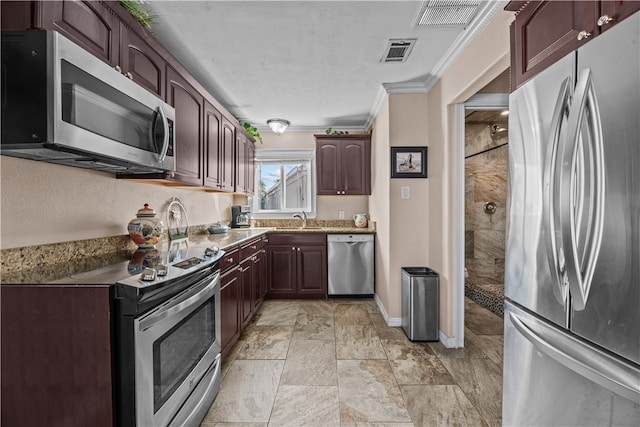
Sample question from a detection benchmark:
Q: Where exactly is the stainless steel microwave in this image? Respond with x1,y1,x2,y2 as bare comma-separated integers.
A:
1,31,175,174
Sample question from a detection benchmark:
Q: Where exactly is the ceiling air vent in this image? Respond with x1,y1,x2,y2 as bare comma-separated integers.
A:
414,0,481,27
381,39,417,63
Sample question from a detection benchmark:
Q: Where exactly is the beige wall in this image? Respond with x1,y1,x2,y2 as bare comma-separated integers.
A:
370,97,391,318
425,10,512,337
370,10,512,336
0,156,235,249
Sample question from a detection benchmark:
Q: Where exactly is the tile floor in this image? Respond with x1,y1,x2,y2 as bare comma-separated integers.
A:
201,298,504,427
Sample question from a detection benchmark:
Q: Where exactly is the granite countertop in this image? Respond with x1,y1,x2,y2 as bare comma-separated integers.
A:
2,223,375,285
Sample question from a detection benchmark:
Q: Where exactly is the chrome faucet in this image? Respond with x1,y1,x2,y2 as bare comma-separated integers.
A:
293,211,307,228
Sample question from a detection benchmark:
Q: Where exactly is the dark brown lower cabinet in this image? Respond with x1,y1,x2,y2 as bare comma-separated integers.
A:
239,256,253,329
267,233,327,299
220,266,241,358
1,285,114,427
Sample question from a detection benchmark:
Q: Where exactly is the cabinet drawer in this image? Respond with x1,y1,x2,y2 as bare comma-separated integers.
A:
240,237,264,259
221,248,239,273
267,233,326,246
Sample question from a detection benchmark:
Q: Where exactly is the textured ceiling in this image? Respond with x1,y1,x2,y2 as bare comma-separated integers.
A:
147,1,506,131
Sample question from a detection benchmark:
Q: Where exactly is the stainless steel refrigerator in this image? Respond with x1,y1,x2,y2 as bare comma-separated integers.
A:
504,12,640,426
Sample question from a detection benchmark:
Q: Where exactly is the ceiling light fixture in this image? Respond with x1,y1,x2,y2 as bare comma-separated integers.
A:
267,119,290,135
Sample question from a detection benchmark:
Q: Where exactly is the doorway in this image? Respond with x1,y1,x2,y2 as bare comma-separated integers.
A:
463,109,508,317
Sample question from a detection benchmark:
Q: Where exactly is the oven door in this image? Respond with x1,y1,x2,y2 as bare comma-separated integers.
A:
134,270,221,427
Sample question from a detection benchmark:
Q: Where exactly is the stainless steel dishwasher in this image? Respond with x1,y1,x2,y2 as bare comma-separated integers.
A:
327,234,374,296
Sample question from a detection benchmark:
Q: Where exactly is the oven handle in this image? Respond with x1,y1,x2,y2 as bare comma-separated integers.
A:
138,271,219,331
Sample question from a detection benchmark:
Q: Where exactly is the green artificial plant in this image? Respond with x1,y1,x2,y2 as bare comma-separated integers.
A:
325,127,349,135
240,121,263,143
119,0,153,29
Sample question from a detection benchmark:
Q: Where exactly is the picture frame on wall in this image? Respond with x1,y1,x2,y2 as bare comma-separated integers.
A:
391,146,428,178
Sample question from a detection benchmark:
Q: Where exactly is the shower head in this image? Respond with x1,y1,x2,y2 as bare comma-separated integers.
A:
489,123,508,140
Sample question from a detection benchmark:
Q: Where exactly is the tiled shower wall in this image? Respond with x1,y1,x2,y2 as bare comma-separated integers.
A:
465,123,508,297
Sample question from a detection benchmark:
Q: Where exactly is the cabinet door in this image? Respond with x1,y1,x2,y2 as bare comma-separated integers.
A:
167,66,204,186
316,141,342,195
204,101,222,189
1,285,114,427
511,1,597,87
220,117,236,192
342,139,371,195
260,247,268,300
297,245,327,297
119,23,165,99
252,252,263,311
598,1,640,33
220,267,240,358
267,245,297,296
239,257,253,328
236,133,247,193
39,0,119,66
246,140,256,195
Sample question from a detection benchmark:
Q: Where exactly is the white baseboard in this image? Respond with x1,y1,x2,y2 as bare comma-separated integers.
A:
374,294,401,326
374,295,462,347
439,330,463,348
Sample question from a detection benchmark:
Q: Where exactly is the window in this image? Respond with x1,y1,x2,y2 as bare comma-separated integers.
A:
252,149,316,218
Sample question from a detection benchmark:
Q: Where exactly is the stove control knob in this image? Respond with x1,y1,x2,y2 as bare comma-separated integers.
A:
141,267,157,282
156,264,168,277
204,246,220,257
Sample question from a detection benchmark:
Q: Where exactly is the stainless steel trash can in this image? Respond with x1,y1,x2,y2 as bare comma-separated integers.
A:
401,267,439,341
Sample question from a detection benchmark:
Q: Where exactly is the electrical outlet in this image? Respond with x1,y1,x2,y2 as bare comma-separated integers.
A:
338,210,345,219
401,186,410,199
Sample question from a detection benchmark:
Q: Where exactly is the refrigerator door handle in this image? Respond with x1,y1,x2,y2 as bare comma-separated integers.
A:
560,68,606,311
509,310,639,403
544,77,574,304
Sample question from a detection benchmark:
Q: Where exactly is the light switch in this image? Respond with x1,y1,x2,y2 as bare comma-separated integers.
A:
339,210,345,219
401,186,410,199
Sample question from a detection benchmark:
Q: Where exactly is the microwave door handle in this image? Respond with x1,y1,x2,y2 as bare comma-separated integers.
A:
561,69,606,311
156,105,170,163
545,77,573,304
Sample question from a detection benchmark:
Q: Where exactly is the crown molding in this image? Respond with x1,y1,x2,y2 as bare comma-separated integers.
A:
382,80,430,94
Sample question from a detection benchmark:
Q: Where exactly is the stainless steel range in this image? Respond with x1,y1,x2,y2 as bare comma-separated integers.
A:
115,241,224,427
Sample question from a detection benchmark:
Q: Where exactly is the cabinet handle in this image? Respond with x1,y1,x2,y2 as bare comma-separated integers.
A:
577,30,591,41
114,65,122,73
341,191,346,194
251,245,257,250
292,247,296,250
336,191,340,195
125,72,133,80
297,248,300,252
597,15,613,26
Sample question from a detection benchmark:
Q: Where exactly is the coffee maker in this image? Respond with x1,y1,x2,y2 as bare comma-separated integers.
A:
230,205,251,228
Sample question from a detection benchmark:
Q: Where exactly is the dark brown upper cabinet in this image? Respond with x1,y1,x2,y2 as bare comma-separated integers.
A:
119,23,165,99
220,117,237,192
316,134,371,195
235,132,255,195
204,101,223,189
507,1,640,88
38,0,120,66
2,1,165,97
167,66,204,187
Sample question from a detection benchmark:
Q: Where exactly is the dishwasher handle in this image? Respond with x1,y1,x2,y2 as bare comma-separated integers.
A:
327,234,374,243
